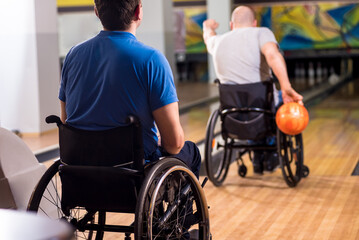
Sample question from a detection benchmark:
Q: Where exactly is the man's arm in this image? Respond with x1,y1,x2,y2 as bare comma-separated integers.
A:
60,100,67,124
203,19,219,45
153,102,184,155
261,42,303,104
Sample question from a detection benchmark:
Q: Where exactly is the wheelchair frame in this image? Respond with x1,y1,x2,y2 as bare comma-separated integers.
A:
27,116,210,240
204,80,309,188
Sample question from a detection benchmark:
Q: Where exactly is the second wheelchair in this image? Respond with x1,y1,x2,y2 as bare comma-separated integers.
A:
204,80,309,188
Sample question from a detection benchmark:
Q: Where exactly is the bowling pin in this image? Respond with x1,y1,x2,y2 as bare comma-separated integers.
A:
308,62,315,87
328,66,339,85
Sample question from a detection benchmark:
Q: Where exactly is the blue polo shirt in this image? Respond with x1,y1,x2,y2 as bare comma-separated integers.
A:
59,31,178,159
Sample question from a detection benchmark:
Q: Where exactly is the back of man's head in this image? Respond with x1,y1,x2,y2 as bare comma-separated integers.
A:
231,6,256,28
95,0,140,31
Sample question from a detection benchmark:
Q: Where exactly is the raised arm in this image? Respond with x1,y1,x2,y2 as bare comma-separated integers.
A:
261,42,303,104
203,19,219,44
153,102,184,155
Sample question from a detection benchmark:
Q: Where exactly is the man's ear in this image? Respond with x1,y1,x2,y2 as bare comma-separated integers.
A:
230,21,233,30
133,4,141,21
253,19,257,27
94,6,99,18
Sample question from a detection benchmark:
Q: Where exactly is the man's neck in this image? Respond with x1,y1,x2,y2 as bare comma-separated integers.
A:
103,23,137,36
125,24,137,35
233,25,253,30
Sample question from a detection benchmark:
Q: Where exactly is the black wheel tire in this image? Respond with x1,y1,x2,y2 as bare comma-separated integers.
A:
204,109,231,186
27,160,105,239
302,165,310,178
277,130,304,188
238,165,247,178
135,158,210,240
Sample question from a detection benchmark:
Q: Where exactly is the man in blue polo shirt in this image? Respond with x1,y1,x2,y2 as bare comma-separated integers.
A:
59,0,201,178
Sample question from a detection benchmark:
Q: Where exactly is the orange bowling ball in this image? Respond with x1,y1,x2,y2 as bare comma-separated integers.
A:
276,102,309,135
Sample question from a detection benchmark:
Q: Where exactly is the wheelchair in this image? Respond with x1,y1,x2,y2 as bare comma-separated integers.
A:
27,115,210,239
204,80,309,188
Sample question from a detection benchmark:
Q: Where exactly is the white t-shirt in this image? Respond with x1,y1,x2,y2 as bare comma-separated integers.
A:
206,27,279,104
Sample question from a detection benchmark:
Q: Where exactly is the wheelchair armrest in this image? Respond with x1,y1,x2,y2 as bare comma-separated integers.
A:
45,115,62,126
221,107,273,116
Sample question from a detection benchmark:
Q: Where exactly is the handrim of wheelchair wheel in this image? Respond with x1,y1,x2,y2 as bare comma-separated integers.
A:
135,158,210,240
204,109,231,186
277,131,305,188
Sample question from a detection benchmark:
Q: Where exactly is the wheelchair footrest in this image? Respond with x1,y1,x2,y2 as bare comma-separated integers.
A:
201,177,208,188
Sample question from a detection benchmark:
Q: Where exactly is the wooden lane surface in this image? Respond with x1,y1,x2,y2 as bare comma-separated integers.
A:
100,174,359,240
202,172,359,240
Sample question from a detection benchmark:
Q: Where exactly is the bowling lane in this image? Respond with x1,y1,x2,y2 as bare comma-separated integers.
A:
303,78,359,176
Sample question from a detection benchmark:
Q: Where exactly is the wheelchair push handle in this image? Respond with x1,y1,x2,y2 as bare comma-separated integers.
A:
45,115,62,126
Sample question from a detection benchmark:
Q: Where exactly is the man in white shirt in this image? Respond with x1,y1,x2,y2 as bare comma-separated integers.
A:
203,6,303,174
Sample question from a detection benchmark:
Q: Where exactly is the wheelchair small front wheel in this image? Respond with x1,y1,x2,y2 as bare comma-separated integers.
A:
27,160,106,240
302,165,310,178
238,164,247,178
204,109,231,186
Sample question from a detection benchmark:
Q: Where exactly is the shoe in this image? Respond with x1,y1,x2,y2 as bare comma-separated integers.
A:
263,151,279,172
252,151,264,175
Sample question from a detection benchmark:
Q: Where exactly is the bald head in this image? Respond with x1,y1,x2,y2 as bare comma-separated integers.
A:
231,6,257,29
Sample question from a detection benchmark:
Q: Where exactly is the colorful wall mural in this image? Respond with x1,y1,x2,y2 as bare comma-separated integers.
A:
181,8,207,53
57,0,93,7
255,3,359,51
57,2,359,53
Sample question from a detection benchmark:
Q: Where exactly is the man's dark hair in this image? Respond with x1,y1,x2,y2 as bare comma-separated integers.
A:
95,0,140,31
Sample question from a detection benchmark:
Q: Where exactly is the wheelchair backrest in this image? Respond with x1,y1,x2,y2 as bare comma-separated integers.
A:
46,115,144,213
56,116,144,171
218,80,276,140
219,80,274,113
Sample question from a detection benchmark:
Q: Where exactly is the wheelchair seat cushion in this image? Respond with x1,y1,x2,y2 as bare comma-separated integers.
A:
224,112,270,140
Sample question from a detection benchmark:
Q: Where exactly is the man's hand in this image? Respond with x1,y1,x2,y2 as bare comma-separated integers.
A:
282,87,303,105
203,19,219,31
203,19,219,44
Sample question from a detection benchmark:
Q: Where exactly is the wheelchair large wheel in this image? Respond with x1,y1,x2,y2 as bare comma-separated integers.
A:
204,109,231,186
135,158,210,240
27,160,106,239
277,131,304,188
